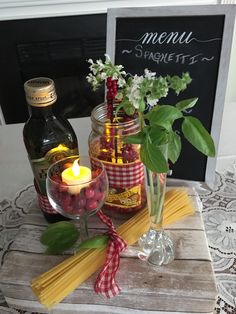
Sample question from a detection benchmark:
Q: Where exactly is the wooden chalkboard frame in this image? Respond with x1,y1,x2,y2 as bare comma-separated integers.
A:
106,5,236,186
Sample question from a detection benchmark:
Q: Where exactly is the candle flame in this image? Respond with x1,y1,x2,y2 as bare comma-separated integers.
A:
72,159,80,177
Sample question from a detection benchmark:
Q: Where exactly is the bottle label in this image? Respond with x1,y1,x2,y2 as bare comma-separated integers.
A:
29,145,78,194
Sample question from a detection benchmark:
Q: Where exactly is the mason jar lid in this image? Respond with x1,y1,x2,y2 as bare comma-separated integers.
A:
24,77,57,107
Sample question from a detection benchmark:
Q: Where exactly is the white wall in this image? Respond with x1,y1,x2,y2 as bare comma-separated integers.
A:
0,0,218,20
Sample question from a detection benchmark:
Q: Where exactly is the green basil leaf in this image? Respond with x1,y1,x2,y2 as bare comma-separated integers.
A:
41,221,80,255
167,72,192,95
125,131,145,144
168,131,182,164
148,105,183,128
114,102,124,117
175,98,198,111
144,104,161,118
140,141,169,173
124,102,136,116
139,99,146,112
182,116,216,157
148,125,169,146
79,235,109,249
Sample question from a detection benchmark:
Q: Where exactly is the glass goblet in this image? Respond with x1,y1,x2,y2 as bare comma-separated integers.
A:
46,155,108,240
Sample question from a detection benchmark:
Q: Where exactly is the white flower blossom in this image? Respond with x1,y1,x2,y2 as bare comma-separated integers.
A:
117,77,126,88
100,72,107,80
133,74,144,85
91,67,98,75
147,97,158,107
86,73,93,83
144,69,156,80
126,76,143,109
87,59,94,65
117,65,124,71
112,73,118,80
96,59,105,69
116,91,123,100
104,54,111,62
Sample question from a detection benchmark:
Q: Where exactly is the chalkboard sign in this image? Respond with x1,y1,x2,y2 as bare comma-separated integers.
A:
106,5,236,185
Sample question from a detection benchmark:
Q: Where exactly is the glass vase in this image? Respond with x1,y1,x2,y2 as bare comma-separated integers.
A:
138,168,174,266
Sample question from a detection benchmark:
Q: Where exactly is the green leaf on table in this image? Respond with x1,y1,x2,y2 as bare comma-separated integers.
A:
79,234,109,249
175,98,198,111
40,221,80,255
168,131,182,164
140,140,169,173
182,116,216,157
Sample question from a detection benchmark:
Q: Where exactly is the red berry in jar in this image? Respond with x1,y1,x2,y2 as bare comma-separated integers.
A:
64,205,74,214
85,187,95,199
51,175,61,184
86,199,98,211
77,197,86,209
99,175,107,190
60,194,72,210
92,169,102,180
91,180,100,191
58,182,68,193
93,190,104,201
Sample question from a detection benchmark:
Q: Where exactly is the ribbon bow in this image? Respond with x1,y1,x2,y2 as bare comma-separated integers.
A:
95,210,127,298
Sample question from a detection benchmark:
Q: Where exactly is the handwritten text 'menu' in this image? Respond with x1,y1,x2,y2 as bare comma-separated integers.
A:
140,31,193,45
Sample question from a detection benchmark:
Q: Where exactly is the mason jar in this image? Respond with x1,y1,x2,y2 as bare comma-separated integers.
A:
89,103,146,217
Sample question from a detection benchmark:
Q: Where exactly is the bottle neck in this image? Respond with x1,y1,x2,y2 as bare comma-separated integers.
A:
28,104,54,118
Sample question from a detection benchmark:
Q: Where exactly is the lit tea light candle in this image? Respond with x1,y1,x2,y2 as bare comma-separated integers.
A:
61,158,91,194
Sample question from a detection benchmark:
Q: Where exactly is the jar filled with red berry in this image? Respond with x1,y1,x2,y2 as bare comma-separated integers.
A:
89,103,146,217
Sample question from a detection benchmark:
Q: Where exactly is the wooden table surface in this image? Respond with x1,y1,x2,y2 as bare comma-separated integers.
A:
0,187,217,314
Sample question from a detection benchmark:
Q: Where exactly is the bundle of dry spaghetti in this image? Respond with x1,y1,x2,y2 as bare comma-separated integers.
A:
31,188,195,308
163,188,195,226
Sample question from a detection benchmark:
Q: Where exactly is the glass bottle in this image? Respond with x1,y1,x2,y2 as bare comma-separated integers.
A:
23,77,79,223
89,103,146,218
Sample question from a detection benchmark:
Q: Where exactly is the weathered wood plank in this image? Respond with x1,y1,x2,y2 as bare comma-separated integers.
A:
9,224,211,261
1,252,216,294
23,206,202,230
1,252,216,313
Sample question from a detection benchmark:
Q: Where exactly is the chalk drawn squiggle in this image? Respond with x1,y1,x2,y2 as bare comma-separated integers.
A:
189,37,221,43
122,49,133,54
202,56,215,62
116,36,222,43
116,38,141,42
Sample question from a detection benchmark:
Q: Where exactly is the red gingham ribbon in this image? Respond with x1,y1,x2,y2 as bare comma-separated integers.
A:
34,181,58,215
37,192,59,214
103,161,144,188
159,173,166,185
95,210,127,298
